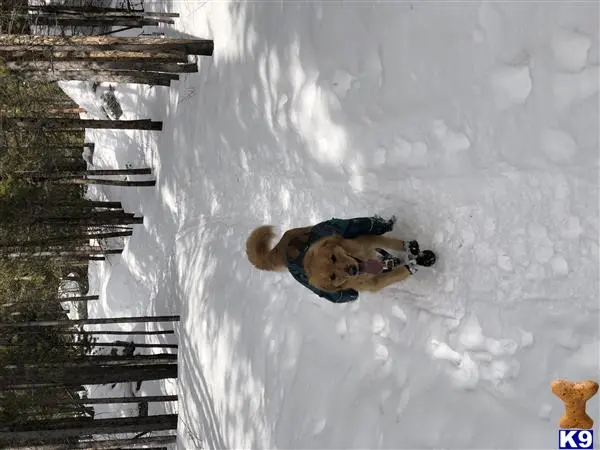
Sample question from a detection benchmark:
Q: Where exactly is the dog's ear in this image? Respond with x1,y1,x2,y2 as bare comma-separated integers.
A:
331,233,361,255
306,234,343,257
302,242,320,276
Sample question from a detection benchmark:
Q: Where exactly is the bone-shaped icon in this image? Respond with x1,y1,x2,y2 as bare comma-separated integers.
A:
551,379,598,429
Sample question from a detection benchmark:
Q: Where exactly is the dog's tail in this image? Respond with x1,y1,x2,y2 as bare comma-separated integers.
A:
246,225,286,271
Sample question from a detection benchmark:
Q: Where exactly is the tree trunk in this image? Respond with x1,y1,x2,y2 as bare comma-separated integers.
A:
65,329,175,336
0,363,177,390
4,354,178,368
89,229,134,238
43,143,95,150
40,210,135,220
115,447,167,450
47,160,88,172
35,215,144,226
53,178,156,187
0,315,180,328
8,59,197,73
1,296,99,309
33,17,162,28
0,230,132,248
4,250,120,260
0,143,93,154
1,117,162,131
39,394,177,406
20,70,178,85
70,341,178,349
59,295,99,302
27,10,175,25
18,434,176,449
27,5,179,17
34,199,125,211
19,168,152,179
84,201,122,209
0,414,178,443
46,107,87,115
0,35,214,55
4,244,105,255
1,49,188,63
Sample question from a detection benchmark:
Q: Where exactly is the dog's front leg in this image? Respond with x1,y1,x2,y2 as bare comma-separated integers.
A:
352,235,408,252
361,265,412,292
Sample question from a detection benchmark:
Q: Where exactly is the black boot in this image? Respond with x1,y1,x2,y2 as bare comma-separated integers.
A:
407,240,420,256
416,250,436,267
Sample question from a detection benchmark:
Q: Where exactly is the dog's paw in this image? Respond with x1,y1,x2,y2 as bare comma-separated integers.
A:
407,240,420,256
416,250,436,267
404,260,419,275
383,215,396,232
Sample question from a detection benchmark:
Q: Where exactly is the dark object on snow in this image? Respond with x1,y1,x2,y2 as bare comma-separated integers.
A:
416,250,436,267
138,400,149,417
101,85,123,119
122,341,136,356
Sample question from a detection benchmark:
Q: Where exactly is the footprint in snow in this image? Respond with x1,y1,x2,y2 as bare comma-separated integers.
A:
490,65,532,110
430,314,524,391
387,137,429,166
540,128,579,163
371,313,389,337
432,119,471,152
551,29,591,73
553,66,599,111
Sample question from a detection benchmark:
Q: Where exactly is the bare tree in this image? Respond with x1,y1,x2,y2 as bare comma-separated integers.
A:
0,315,180,328
0,414,178,444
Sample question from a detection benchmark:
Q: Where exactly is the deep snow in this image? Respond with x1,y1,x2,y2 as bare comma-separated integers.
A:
61,1,599,449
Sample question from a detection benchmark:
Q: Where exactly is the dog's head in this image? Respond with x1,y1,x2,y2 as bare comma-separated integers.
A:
303,235,360,292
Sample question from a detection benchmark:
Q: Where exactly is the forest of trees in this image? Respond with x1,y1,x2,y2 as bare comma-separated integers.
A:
0,71,96,447
0,56,181,450
0,1,192,447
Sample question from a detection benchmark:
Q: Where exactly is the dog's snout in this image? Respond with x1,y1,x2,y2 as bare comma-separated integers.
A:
348,265,358,276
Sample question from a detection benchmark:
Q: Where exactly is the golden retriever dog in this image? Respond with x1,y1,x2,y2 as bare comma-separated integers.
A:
246,217,436,300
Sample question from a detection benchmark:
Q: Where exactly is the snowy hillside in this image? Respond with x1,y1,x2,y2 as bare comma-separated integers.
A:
61,1,599,449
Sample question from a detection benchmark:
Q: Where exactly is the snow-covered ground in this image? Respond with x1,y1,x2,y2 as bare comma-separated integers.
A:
61,1,599,449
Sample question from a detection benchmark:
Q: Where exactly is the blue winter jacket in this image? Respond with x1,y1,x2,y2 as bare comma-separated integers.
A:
285,216,395,303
